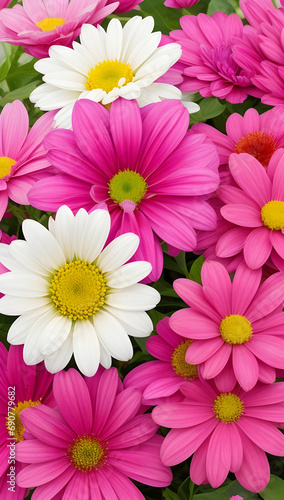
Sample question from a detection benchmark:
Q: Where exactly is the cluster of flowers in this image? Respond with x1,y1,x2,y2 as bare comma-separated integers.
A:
0,0,283,499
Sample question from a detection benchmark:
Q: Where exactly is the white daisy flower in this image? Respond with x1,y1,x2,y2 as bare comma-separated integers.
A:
29,16,198,128
0,206,159,376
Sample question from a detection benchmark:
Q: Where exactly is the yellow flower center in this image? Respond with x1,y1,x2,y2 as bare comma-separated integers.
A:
0,156,16,179
220,314,252,344
213,393,244,423
67,434,106,472
234,131,277,167
50,260,107,321
171,339,199,380
108,169,148,206
7,400,41,442
36,17,65,32
261,200,284,231
85,59,134,93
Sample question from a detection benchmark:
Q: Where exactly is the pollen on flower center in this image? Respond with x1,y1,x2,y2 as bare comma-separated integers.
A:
234,131,277,167
220,314,252,344
85,59,134,93
35,17,66,32
7,400,41,442
213,393,244,423
50,260,107,321
108,169,148,206
67,434,106,472
261,200,284,230
0,156,16,179
171,339,199,380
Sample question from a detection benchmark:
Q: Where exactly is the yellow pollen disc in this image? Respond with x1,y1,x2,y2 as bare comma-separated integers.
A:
220,314,252,344
50,260,107,321
68,434,106,472
0,156,16,179
36,17,65,31
213,393,244,423
108,169,148,206
261,200,284,231
234,131,277,167
85,59,134,93
171,339,199,380
7,400,41,442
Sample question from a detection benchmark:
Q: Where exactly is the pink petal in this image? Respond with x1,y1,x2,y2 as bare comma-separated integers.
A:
144,335,173,361
16,440,65,463
186,337,224,364
108,414,158,449
206,423,232,487
173,279,220,322
270,230,284,260
216,227,250,258
27,466,75,500
92,368,119,436
244,403,284,422
232,344,259,391
229,153,271,206
61,470,90,500
258,361,276,384
0,100,29,158
170,309,220,340
246,272,284,321
231,261,261,315
143,377,182,399
221,204,262,227
201,261,232,317
110,99,142,170
214,358,237,393
244,227,272,268
16,457,72,487
235,432,270,493
100,387,142,439
95,466,144,500
152,402,214,428
237,416,284,455
199,342,232,379
246,335,284,369
189,436,210,485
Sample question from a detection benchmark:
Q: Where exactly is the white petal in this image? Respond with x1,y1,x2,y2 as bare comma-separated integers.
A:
106,18,123,61
99,341,112,369
93,310,133,361
80,209,110,263
34,57,54,74
79,89,106,103
34,89,80,111
80,24,107,65
121,16,155,66
104,307,153,338
134,44,181,83
0,295,50,315
97,233,139,272
54,104,74,129
22,308,60,365
0,243,22,272
105,284,160,311
0,272,49,297
49,45,90,75
7,305,54,344
73,320,100,376
30,83,58,104
9,240,52,277
49,205,75,261
43,70,86,91
40,314,72,356
105,261,152,288
44,333,73,373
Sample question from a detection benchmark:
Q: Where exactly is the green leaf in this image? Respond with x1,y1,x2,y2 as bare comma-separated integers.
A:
163,488,180,500
190,97,226,125
152,279,179,297
259,475,284,500
0,82,38,106
0,56,12,83
140,0,183,33
178,477,191,500
188,255,205,285
175,251,189,277
207,0,235,15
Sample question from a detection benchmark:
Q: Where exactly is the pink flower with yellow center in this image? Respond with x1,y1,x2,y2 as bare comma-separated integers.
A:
16,367,172,499
170,260,284,392
152,378,284,492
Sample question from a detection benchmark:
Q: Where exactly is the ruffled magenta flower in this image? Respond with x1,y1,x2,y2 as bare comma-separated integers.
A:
215,151,284,270
124,317,198,404
169,12,261,103
16,367,172,499
0,343,54,500
164,0,199,8
28,98,219,283
0,0,118,59
106,0,142,13
170,260,284,392
0,100,55,221
152,378,284,492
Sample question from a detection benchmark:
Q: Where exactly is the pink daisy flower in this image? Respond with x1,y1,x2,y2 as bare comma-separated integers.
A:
152,378,284,492
0,342,54,500
170,260,284,392
164,0,200,8
106,0,142,13
0,100,55,221
169,12,261,103
28,98,219,283
124,316,198,404
0,0,118,59
16,367,172,499
216,151,284,270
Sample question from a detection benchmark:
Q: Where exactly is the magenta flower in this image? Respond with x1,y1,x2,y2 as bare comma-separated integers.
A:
0,343,54,500
28,98,219,282
152,378,284,492
164,0,199,8
16,367,172,499
106,0,142,13
0,0,118,59
124,316,198,404
169,12,260,103
170,260,284,392
0,100,55,221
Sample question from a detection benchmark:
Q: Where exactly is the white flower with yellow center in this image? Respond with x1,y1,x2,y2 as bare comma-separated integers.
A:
29,16,197,128
0,206,159,376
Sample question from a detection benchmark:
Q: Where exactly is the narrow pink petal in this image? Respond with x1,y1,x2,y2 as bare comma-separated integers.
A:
221,204,262,227
16,440,65,463
270,230,284,260
145,335,173,361
143,377,182,399
152,403,214,428
258,361,276,384
173,279,220,322
124,361,173,393
227,422,243,472
186,337,224,364
61,470,90,500
232,344,259,391
243,382,284,406
216,227,250,258
237,416,284,455
246,335,284,369
16,457,71,487
244,403,284,422
206,423,232,488
110,99,142,170
92,368,119,436
0,101,29,158
244,227,272,269
95,468,117,500
27,466,75,500
100,387,142,440
246,272,284,321
97,466,144,500
235,432,270,493
199,342,231,379
271,153,284,200
214,358,237,393
156,316,181,347
180,378,216,402
231,261,261,315
201,261,232,316
108,414,158,449
170,309,220,339
189,436,210,485
229,153,271,206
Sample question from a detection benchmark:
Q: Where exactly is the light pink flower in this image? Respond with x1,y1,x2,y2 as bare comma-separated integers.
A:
28,98,219,283
106,0,142,13
164,0,199,8
16,367,172,499
170,260,284,392
169,12,261,103
124,317,198,404
0,101,55,221
152,378,284,492
0,343,55,500
0,0,118,59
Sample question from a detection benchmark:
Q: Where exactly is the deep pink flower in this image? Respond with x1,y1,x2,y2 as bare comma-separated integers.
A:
16,367,172,499
28,98,219,283
170,260,284,392
169,12,261,103
152,378,284,492
0,0,118,59
106,0,142,13
0,100,55,221
164,0,199,8
0,0,11,9
124,316,198,404
0,343,54,500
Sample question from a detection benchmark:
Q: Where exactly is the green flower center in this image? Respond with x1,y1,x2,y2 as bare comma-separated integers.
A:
108,169,148,205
